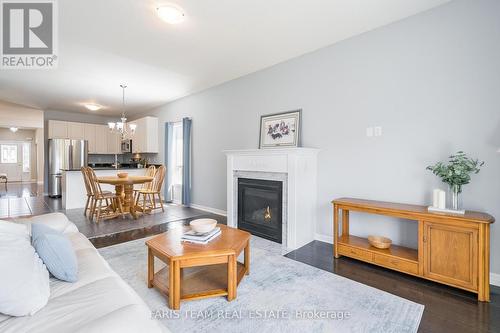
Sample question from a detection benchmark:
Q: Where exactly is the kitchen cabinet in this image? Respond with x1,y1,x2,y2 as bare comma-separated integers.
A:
107,130,121,154
48,120,68,138
67,122,84,139
83,124,96,153
130,116,158,153
47,118,158,154
129,120,142,152
95,125,108,154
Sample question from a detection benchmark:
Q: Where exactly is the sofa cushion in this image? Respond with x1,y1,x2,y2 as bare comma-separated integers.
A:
0,221,50,317
49,247,115,299
31,224,78,283
16,213,78,235
0,276,166,333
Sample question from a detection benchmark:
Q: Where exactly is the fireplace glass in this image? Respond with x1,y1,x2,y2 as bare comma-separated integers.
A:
237,178,282,243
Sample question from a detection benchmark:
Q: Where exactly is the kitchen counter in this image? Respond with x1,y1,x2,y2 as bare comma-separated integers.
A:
61,167,149,171
61,168,148,210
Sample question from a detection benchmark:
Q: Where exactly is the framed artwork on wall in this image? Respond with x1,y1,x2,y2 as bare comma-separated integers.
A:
259,110,301,149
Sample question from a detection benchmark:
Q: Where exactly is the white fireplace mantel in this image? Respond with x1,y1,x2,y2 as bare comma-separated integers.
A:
224,148,319,250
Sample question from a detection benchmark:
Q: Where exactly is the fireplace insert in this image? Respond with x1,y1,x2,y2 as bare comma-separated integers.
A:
237,178,282,243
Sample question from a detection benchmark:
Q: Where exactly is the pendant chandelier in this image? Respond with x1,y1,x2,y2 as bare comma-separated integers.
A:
107,84,136,140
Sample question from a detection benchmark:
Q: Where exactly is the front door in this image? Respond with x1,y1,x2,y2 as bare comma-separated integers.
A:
0,142,31,182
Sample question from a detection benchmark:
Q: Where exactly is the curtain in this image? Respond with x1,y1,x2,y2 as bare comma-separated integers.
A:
164,122,174,202
182,117,192,206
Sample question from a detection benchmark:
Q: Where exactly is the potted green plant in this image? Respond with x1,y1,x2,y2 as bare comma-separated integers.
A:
426,151,484,210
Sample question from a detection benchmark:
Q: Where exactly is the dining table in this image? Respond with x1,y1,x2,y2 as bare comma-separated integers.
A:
97,175,154,219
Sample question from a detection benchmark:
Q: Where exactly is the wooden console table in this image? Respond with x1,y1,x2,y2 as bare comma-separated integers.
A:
332,198,495,301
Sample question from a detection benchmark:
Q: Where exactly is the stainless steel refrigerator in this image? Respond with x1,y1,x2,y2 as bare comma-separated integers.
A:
48,139,88,197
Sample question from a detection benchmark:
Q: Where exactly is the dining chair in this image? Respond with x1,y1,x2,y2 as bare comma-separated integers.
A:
81,167,94,217
133,165,156,204
135,165,166,213
86,167,124,223
81,167,114,221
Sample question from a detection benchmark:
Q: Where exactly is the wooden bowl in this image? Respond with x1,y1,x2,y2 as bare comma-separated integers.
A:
117,172,128,178
190,218,217,233
368,235,392,249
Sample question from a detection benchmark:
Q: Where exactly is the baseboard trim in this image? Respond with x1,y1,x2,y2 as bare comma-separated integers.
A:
491,273,500,287
314,233,333,244
189,203,227,217
313,233,500,287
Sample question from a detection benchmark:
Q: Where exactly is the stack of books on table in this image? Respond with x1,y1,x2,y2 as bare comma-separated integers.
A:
181,227,221,244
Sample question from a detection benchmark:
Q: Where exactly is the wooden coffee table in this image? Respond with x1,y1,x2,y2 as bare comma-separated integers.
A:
146,224,251,310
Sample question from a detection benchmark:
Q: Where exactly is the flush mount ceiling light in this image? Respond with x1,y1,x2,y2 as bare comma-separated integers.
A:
9,127,18,133
84,103,102,111
156,4,185,24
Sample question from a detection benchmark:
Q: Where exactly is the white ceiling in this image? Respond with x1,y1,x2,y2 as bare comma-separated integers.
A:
0,0,450,116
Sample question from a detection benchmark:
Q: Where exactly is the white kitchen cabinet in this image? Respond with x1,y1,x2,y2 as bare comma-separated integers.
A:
48,120,68,138
107,131,121,154
48,119,153,155
95,125,108,154
129,120,142,152
130,116,158,153
67,122,85,139
83,124,96,153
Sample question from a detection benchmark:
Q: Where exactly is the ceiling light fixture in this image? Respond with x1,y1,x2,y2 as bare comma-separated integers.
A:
84,103,102,111
156,4,185,24
107,84,137,140
9,127,18,133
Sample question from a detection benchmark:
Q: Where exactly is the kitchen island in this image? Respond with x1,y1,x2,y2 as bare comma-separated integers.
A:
61,168,148,209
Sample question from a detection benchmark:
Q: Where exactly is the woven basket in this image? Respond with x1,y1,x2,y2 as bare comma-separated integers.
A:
368,235,392,249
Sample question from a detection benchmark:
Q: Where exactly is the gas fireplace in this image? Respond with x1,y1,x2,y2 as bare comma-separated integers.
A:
237,178,283,243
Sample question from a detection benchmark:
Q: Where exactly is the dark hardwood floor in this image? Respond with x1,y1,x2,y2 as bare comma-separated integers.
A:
286,240,500,333
1,183,497,332
65,205,226,248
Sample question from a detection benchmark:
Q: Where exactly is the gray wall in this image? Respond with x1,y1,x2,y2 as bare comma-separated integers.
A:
145,0,500,274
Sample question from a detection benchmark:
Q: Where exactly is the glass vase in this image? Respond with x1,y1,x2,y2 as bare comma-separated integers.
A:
449,184,462,211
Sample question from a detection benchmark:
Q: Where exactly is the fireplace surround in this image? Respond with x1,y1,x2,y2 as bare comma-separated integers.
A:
225,148,319,251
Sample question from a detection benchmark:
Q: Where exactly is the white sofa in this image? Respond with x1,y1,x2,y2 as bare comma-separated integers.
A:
0,213,167,333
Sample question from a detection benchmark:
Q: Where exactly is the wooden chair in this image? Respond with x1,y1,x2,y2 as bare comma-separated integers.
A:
133,165,156,204
81,167,94,217
81,167,113,220
86,167,124,223
135,165,166,213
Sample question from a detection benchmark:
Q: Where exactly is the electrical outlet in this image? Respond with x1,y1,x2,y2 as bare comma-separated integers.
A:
366,127,374,137
374,126,382,137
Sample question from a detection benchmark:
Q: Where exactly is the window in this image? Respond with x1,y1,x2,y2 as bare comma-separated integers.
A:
23,142,30,172
1,144,17,164
172,122,183,185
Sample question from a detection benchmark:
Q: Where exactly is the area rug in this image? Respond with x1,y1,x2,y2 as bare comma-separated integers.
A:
99,236,424,333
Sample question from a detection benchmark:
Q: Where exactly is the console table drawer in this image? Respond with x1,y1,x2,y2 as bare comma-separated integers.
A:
373,254,418,275
338,245,373,262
